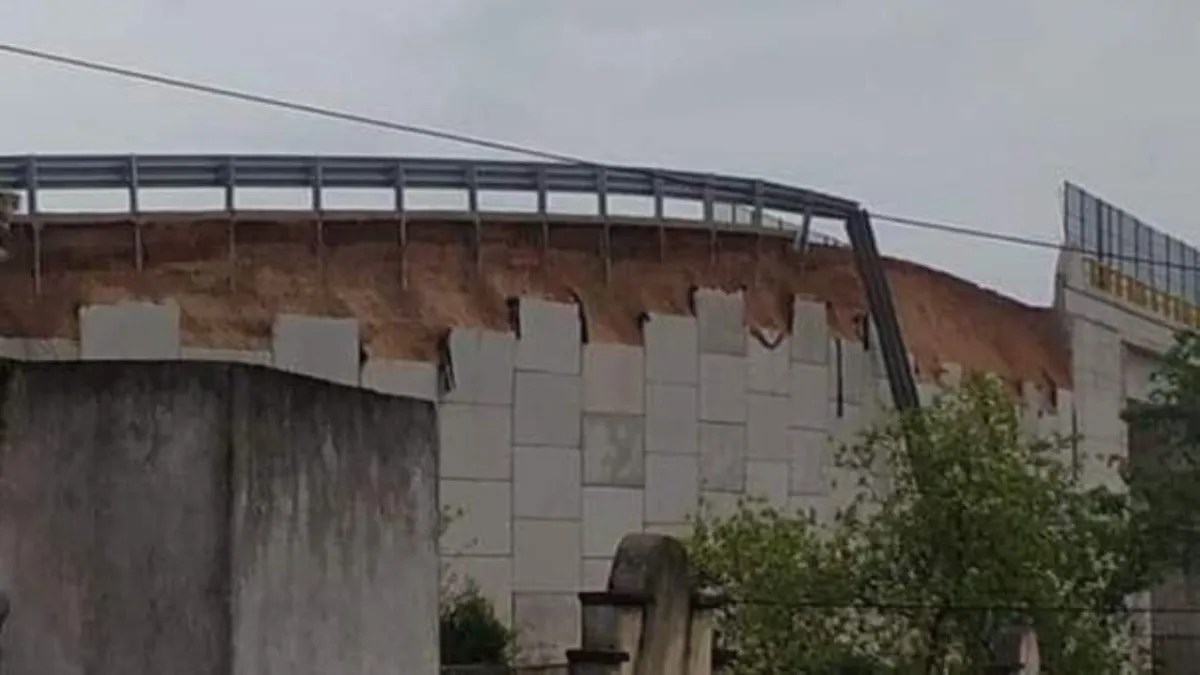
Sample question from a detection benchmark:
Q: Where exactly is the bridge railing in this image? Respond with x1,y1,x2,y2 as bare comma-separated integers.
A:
0,155,858,229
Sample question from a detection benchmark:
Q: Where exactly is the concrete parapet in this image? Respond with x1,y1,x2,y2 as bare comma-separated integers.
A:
517,297,582,375
271,313,359,386
694,288,745,355
0,337,79,361
80,300,181,361
181,347,271,365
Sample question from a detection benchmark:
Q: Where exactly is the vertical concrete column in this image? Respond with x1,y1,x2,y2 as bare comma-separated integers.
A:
789,297,833,522
643,312,701,536
695,289,748,510
1069,318,1125,489
746,330,791,509
80,300,181,360
512,297,584,664
582,343,646,586
440,327,516,623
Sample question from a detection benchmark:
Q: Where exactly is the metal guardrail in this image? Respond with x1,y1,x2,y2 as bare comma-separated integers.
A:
0,154,859,222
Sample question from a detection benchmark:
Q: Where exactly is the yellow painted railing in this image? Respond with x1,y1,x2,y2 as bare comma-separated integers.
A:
1083,258,1200,328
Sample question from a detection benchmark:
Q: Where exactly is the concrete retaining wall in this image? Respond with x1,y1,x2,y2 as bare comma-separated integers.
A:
0,361,438,675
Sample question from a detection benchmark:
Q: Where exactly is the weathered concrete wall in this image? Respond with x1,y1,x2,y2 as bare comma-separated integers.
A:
0,361,438,675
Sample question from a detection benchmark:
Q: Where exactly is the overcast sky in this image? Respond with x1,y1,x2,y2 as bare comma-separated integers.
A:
4,1,1200,304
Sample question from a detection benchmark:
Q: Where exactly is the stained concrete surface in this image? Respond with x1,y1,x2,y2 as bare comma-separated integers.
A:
0,361,438,675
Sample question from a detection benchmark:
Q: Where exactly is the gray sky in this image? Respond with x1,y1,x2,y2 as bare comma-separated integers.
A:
4,1,1200,304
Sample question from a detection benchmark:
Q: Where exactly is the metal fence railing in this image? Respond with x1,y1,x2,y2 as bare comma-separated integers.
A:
0,155,860,226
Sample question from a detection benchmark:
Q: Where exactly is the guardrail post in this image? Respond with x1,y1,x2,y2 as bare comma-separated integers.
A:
752,180,764,228
467,165,482,273
224,157,237,291
395,162,408,289
537,167,550,261
598,167,611,284
312,158,326,280
654,174,666,262
129,155,144,272
27,157,42,294
704,176,716,267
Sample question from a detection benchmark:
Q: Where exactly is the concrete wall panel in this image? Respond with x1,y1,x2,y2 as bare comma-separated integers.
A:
748,332,791,395
583,343,644,414
515,298,581,375
443,556,514,624
582,559,611,591
644,313,698,384
746,460,790,509
695,288,746,355
514,446,581,520
790,361,830,430
747,393,790,460
444,328,516,405
645,383,698,455
440,479,512,556
790,427,830,495
360,359,438,400
582,414,645,487
699,422,746,492
80,301,181,360
440,403,512,481
644,453,699,524
514,372,582,447
513,520,581,593
699,353,747,423
791,297,829,364
514,593,579,666
271,314,359,386
583,487,645,558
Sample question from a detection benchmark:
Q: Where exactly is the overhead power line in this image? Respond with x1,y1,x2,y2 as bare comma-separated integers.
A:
3,41,1200,277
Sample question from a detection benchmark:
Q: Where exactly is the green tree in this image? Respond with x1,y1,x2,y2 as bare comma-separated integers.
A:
690,375,1147,674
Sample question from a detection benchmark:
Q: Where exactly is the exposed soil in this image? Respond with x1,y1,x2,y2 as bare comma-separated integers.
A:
0,215,1070,388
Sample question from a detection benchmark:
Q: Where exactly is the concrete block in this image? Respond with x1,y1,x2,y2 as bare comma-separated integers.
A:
645,453,699,524
583,343,644,414
443,556,514,624
180,347,271,365
695,288,746,355
514,520,581,592
790,428,830,495
514,372,581,447
700,491,742,520
0,337,79,361
644,313,698,384
444,328,516,405
940,362,964,388
831,403,866,447
440,479,512,556
583,414,645,486
646,383,698,455
516,297,581,375
440,403,512,480
699,422,746,492
583,559,612,590
514,446,581,519
80,301,181,360
747,393,790,460
1076,381,1124,444
583,487,645,558
788,494,835,526
644,522,693,538
917,381,939,407
839,338,869,404
746,460,790,509
361,359,438,400
514,593,580,666
748,332,791,395
699,353,747,423
271,313,359,386
790,361,830,430
791,297,829,364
